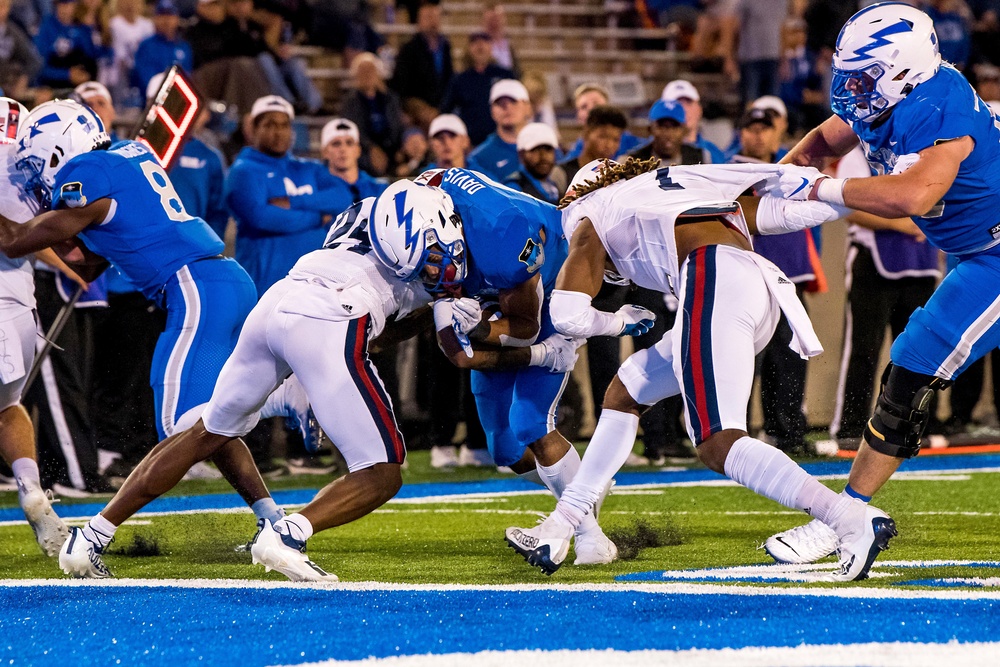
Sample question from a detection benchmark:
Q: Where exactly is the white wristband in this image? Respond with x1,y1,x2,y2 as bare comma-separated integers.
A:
528,343,545,366
814,178,847,207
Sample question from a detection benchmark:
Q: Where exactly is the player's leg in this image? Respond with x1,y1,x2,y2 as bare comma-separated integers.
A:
505,331,677,573
680,247,895,581
849,255,1000,498
250,313,406,581
60,275,287,577
0,309,68,555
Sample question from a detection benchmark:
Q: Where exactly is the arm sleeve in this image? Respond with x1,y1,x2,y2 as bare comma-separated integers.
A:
225,163,323,235
754,196,849,235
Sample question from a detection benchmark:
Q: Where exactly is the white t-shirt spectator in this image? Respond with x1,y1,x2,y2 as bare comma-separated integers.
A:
109,14,154,86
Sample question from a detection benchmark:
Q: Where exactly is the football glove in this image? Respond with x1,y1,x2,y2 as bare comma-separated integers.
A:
614,304,656,337
759,164,827,201
529,334,583,373
433,297,483,335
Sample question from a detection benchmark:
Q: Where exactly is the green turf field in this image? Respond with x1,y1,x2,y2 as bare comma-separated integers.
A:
2,449,999,586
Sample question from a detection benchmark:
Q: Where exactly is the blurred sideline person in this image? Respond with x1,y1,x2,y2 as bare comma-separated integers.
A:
503,122,561,204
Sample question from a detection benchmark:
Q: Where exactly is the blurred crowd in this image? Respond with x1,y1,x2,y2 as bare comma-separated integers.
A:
3,0,1000,496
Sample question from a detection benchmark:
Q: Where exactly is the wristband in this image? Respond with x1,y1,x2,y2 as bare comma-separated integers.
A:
528,343,545,366
813,177,847,207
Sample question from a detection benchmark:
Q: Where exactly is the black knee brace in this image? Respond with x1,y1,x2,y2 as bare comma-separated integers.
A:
863,363,950,459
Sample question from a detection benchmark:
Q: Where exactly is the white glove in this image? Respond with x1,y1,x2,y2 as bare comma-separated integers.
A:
759,164,827,201
432,297,482,335
613,304,656,337
529,334,583,373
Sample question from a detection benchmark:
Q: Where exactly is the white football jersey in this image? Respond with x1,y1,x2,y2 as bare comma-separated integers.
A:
562,163,779,295
285,199,430,338
0,143,38,314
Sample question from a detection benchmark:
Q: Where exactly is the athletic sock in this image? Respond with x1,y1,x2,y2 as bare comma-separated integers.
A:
251,497,285,525
553,409,640,530
274,513,313,545
537,447,600,535
11,458,40,488
843,484,872,503
724,436,843,521
517,468,544,487
83,514,118,551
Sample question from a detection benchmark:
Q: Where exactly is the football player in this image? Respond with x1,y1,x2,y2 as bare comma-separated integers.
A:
503,157,907,581
369,170,644,565
759,2,1000,565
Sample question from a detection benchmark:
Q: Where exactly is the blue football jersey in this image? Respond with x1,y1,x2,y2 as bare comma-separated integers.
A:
52,140,225,300
852,65,1000,255
433,168,567,297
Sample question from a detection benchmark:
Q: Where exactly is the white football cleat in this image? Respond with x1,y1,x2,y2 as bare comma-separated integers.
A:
827,502,897,582
18,479,69,557
250,519,338,582
430,445,459,469
573,525,618,565
763,518,839,564
457,444,493,467
505,517,573,575
59,527,112,578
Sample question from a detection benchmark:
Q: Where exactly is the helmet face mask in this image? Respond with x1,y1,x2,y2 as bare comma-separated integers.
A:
14,99,111,208
413,230,466,295
831,2,941,123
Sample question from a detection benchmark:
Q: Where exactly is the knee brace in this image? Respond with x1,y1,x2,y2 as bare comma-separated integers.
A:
863,363,950,459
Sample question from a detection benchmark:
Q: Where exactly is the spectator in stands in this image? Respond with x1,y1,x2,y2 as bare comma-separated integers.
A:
341,51,405,177
397,126,431,176
389,0,453,128
34,0,103,87
627,99,710,166
107,0,153,103
466,78,532,181
441,32,514,146
227,0,321,113
924,0,973,70
522,69,559,139
660,79,724,163
558,104,628,183
725,0,785,105
426,113,469,169
0,0,42,98
132,0,192,95
734,107,819,454
975,63,1000,103
74,80,115,136
503,122,560,204
226,95,350,296
321,118,387,202
482,0,519,76
563,83,643,161
185,0,271,116
302,0,383,61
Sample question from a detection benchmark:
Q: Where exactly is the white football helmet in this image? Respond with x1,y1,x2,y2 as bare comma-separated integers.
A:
369,179,466,294
0,98,28,146
832,2,941,123
15,99,111,207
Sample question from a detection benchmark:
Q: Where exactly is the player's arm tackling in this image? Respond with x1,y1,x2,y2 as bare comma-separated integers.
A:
0,199,110,258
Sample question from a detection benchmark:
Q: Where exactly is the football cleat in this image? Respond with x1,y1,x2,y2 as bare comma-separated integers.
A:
573,525,618,565
287,405,323,455
430,445,459,469
763,518,839,564
505,517,573,575
826,503,897,582
59,527,112,578
18,479,69,557
250,519,338,582
457,444,493,467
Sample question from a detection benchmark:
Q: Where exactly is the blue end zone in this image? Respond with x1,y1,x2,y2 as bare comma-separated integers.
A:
3,452,998,524
1,586,998,666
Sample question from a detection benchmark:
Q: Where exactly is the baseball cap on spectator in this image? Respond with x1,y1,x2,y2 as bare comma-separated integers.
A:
751,95,787,119
146,72,166,101
321,118,360,147
74,81,112,102
429,114,467,138
740,107,776,129
661,79,700,103
516,122,558,152
490,79,530,104
154,0,179,15
573,82,610,102
648,99,685,125
250,95,294,122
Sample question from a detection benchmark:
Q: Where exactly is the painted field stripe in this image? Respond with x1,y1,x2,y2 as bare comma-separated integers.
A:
3,579,1000,600
281,643,1000,667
